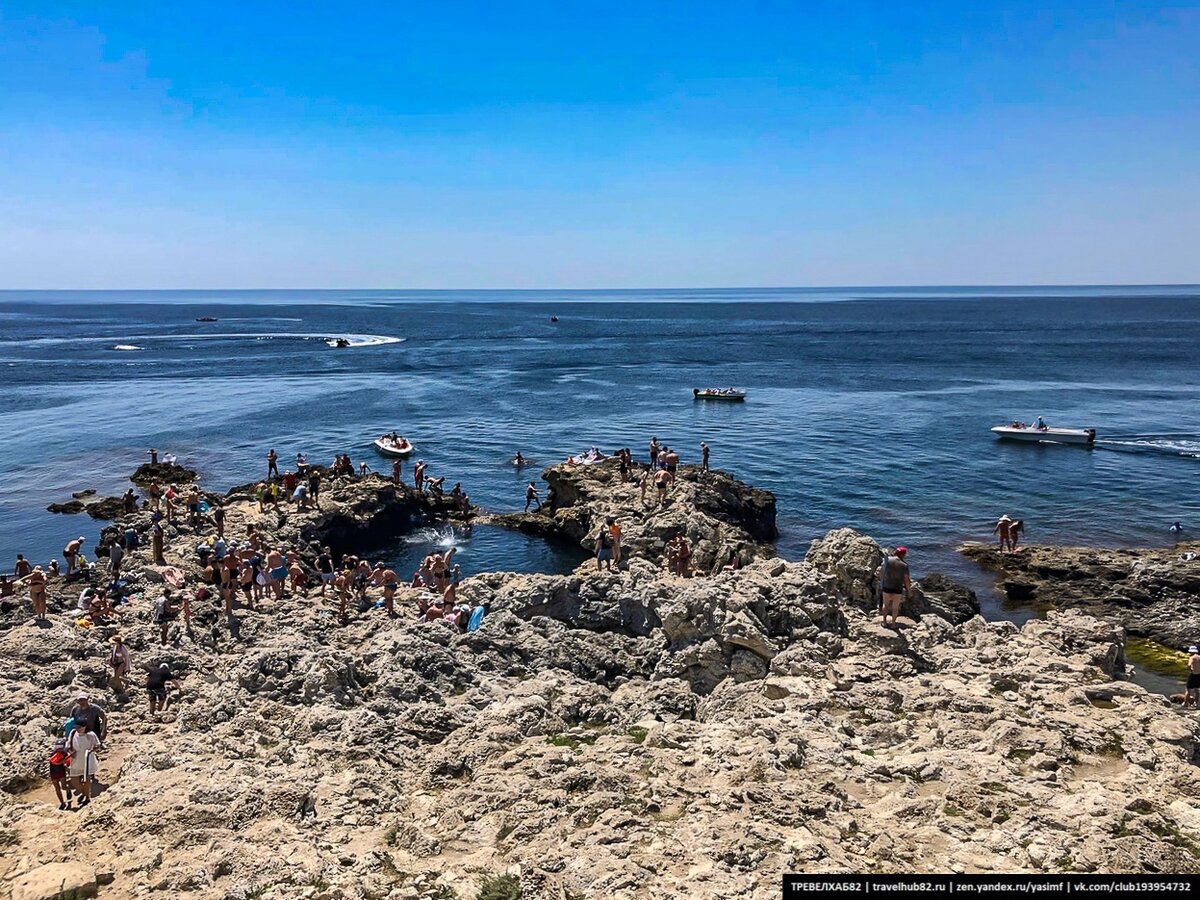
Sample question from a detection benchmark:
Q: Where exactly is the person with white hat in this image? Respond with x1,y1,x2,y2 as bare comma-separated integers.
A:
1186,646,1200,709
993,515,1013,551
108,636,132,695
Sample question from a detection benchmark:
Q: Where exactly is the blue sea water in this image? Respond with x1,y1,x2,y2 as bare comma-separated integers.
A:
2,286,1199,621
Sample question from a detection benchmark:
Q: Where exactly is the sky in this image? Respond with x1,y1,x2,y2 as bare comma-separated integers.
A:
0,1,1197,289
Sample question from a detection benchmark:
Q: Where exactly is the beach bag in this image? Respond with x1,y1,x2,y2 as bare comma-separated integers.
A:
467,606,485,632
62,717,77,740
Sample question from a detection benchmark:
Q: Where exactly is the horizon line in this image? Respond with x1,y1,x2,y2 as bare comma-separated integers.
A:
1,282,1199,294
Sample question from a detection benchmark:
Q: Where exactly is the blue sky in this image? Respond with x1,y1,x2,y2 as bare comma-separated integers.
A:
1,2,1197,288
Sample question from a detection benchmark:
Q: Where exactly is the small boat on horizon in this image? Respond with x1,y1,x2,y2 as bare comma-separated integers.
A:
195,316,218,322
991,422,1096,446
694,387,746,402
373,434,416,458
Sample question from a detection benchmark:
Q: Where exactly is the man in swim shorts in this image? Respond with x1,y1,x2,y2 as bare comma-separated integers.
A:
63,537,85,575
317,547,335,597
993,515,1012,551
701,442,710,472
525,482,541,512
1186,646,1200,709
595,525,615,572
147,663,180,714
267,448,279,479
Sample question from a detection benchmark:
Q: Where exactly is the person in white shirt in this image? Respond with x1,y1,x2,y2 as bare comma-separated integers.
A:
67,720,100,806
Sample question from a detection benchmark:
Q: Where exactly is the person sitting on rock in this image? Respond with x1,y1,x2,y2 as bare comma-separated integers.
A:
122,488,138,513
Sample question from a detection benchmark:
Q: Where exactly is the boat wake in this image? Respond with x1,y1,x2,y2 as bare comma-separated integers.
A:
112,344,143,351
9,332,405,349
1096,434,1200,459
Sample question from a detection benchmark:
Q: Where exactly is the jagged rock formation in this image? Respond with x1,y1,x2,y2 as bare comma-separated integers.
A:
1,463,1198,898
489,459,777,574
961,542,1200,647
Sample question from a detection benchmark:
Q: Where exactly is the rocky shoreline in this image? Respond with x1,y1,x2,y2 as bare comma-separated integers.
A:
960,541,1200,649
2,458,1199,898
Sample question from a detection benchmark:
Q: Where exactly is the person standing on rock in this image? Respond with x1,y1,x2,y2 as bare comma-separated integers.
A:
25,565,48,621
69,695,107,743
877,547,912,628
147,448,158,465
649,437,660,468
524,482,541,512
153,591,179,644
392,457,402,486
66,719,100,807
414,460,426,492
164,484,177,525
122,488,138,513
317,547,335,597
664,446,679,475
15,553,33,579
148,663,181,714
63,537,85,575
151,518,166,566
993,515,1013,551
595,524,615,572
212,501,226,539
653,468,673,505
1009,519,1025,551
607,517,623,566
308,468,321,507
108,541,125,578
701,442,710,472
267,448,279,479
108,636,132,695
1186,646,1200,709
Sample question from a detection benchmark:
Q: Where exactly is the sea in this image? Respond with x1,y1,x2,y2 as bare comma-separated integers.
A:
2,286,1199,661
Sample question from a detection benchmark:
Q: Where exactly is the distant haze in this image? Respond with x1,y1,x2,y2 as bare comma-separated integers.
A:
1,3,1197,288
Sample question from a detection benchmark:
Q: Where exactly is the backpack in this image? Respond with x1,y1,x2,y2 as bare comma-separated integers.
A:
62,717,77,740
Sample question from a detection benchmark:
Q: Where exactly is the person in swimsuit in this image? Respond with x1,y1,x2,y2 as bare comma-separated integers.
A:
153,591,179,644
267,448,279,479
317,547,335,597
877,547,912,628
186,487,201,525
524,482,541,512
213,502,226,539
618,450,630,483
122,489,138,513
266,548,286,601
664,447,679,475
108,635,132,694
414,461,426,492
607,516,622,566
164,485,177,524
147,448,159,465
1009,520,1025,551
25,565,48,621
993,515,1012,551
1184,645,1200,709
14,554,32,579
148,480,162,512
288,558,307,595
63,537,85,575
381,567,398,616
513,451,525,467
701,442,710,472
649,437,659,468
392,458,402,485
654,469,673,505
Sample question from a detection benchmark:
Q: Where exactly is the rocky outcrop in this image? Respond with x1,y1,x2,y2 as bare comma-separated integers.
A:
490,459,777,574
130,461,197,486
3,454,1200,895
961,542,1200,647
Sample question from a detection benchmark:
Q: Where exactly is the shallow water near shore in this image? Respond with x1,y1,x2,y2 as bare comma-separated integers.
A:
2,287,1199,690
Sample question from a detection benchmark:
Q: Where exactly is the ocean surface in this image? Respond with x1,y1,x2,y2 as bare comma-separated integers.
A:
2,286,1199,639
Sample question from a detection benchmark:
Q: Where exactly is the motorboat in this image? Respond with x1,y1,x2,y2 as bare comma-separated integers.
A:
328,338,351,348
373,435,416,458
693,388,746,402
195,316,218,322
991,423,1096,445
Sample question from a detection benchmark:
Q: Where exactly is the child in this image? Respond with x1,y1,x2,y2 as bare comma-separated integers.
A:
49,738,71,810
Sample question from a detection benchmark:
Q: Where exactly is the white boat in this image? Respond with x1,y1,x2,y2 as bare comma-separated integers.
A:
693,388,746,401
991,424,1096,445
373,436,416,458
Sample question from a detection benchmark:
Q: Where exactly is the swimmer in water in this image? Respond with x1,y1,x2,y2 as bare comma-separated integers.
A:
513,451,525,467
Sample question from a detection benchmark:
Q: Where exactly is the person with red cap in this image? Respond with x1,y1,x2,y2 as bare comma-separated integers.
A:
878,546,912,628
